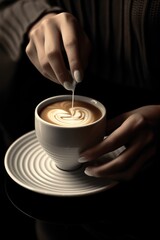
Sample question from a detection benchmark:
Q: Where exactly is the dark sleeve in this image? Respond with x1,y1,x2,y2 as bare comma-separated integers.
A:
0,0,63,60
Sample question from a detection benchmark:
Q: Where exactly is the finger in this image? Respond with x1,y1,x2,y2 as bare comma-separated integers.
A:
26,39,40,69
106,112,129,134
26,37,58,83
101,144,156,181
60,16,83,82
84,132,155,178
32,28,59,83
44,21,73,86
80,113,149,161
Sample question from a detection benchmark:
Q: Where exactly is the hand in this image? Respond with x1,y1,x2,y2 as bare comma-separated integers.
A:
26,12,91,90
79,105,160,181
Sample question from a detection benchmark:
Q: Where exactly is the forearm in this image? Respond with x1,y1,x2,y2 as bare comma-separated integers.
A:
0,0,63,60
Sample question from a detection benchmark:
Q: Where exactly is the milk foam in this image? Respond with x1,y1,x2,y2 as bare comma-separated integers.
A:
40,100,101,127
47,107,95,126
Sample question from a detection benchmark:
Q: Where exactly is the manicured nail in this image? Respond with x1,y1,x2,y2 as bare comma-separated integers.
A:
78,157,89,163
84,167,94,177
63,81,76,91
73,70,82,83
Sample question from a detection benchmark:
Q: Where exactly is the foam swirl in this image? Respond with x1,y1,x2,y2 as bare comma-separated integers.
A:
40,100,101,127
47,107,95,126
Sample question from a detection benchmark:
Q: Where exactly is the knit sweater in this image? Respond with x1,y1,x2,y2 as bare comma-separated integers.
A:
1,0,160,88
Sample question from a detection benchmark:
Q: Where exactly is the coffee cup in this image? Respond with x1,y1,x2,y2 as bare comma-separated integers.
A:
35,95,107,171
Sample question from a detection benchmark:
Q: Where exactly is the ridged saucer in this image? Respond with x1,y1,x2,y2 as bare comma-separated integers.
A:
4,131,122,197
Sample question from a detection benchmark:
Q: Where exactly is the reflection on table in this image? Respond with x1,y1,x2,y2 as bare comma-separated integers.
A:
4,163,158,240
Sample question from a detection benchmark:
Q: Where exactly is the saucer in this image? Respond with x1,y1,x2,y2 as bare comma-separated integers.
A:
4,131,123,197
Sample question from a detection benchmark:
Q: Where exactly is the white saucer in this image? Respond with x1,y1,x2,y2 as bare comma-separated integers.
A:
4,131,123,197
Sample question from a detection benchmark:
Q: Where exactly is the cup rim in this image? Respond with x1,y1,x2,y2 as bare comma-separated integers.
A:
35,95,106,128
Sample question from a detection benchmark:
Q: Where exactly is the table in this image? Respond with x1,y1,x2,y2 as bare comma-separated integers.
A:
1,144,159,240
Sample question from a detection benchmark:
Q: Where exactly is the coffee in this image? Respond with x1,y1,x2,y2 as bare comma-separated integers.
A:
35,95,106,170
40,100,102,127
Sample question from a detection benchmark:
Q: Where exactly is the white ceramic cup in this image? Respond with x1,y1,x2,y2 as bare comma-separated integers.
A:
35,95,107,171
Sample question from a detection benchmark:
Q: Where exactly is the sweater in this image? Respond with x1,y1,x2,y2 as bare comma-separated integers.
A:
0,0,160,89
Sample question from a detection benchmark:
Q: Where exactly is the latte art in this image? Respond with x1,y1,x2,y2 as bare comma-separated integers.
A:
47,107,96,127
40,100,102,127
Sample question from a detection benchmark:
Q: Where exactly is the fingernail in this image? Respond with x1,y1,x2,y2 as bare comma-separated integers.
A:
73,70,82,83
63,81,76,91
78,157,89,163
84,167,94,177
